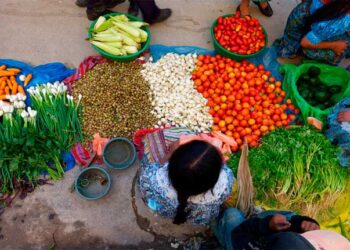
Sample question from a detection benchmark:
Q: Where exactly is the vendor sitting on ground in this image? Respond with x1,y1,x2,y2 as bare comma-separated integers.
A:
212,208,350,250
274,0,350,65
136,127,234,225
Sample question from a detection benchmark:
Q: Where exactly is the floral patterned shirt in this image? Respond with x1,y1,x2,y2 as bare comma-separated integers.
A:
138,158,234,226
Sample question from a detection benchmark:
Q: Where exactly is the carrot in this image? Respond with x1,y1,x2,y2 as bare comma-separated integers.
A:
11,81,18,95
24,74,32,87
6,68,21,74
0,71,15,77
0,90,4,95
7,79,12,90
0,65,6,70
0,95,8,100
18,85,25,95
4,87,10,95
0,80,6,90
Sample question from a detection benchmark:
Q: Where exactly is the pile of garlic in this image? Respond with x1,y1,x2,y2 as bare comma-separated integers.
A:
141,53,213,133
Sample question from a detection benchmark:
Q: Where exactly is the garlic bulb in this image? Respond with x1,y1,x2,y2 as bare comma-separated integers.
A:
141,53,213,133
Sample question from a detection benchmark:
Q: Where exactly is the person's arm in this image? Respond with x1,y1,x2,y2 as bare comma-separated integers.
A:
300,37,348,56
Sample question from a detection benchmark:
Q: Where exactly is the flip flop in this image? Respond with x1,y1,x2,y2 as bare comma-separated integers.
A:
253,1,273,17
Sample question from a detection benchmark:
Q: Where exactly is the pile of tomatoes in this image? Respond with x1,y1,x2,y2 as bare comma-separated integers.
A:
192,54,298,149
214,13,265,55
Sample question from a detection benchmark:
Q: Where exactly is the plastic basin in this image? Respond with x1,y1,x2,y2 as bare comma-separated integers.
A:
103,138,136,170
75,167,111,200
210,14,268,60
88,12,151,62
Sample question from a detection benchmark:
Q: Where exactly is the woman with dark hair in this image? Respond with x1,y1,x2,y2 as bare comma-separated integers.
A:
137,128,234,225
273,0,350,65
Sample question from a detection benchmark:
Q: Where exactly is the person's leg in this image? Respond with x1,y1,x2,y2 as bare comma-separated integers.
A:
238,0,250,17
133,0,171,23
86,0,108,20
273,1,311,57
128,0,139,16
211,208,245,250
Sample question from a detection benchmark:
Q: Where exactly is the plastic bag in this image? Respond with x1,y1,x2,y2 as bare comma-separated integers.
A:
0,59,74,88
281,62,350,122
149,45,282,80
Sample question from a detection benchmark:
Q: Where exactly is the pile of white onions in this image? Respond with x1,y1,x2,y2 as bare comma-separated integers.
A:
141,53,213,133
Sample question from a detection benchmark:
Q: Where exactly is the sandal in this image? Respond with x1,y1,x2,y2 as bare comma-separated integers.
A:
253,1,273,17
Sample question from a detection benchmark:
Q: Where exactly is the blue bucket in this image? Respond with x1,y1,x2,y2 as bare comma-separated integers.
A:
103,138,136,170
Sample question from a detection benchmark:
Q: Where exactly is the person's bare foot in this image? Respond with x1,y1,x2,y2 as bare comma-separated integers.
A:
239,3,250,16
259,2,269,9
338,110,350,122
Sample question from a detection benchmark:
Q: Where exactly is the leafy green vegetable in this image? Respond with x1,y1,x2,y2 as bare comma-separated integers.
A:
227,126,349,217
0,83,83,194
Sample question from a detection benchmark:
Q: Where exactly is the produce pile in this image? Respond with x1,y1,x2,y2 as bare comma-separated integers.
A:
74,61,157,139
0,66,31,100
0,81,82,194
214,13,265,55
192,55,297,148
227,126,349,217
89,15,148,56
141,53,213,133
297,66,342,110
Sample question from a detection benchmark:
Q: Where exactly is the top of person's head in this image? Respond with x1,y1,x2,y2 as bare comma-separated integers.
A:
168,140,223,197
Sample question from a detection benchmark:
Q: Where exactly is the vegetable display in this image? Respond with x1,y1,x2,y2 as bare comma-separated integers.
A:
0,82,82,193
0,65,28,100
214,13,265,55
141,53,213,133
73,61,156,139
297,66,342,110
227,126,349,217
89,15,149,56
192,55,297,148
28,82,83,153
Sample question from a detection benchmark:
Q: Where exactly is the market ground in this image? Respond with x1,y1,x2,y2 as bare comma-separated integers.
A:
0,1,346,250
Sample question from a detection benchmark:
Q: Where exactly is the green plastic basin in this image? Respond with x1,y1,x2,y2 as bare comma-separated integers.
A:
210,14,268,60
103,137,136,170
88,12,151,62
75,167,111,200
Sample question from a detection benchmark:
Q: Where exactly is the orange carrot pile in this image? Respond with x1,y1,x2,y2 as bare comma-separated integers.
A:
0,65,28,100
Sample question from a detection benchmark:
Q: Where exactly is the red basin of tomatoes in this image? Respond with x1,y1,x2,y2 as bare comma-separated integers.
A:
211,13,268,59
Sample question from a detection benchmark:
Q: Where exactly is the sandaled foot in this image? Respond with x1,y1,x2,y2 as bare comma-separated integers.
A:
87,9,114,21
149,8,172,24
236,4,251,17
105,0,126,9
75,0,88,7
254,1,273,17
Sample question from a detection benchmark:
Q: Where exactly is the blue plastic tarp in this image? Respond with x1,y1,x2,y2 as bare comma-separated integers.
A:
149,44,282,80
0,59,75,88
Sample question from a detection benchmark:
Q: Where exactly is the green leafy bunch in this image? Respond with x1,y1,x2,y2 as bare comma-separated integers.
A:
228,126,349,216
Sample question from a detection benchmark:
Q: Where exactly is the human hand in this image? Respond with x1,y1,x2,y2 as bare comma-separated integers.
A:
301,220,320,232
269,214,291,231
332,40,348,56
338,110,350,122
